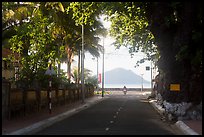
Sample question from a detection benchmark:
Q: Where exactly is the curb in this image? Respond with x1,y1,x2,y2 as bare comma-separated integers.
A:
175,121,199,135
5,96,107,135
148,99,200,135
149,100,165,115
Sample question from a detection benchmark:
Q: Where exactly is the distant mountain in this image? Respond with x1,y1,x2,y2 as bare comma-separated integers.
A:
104,68,150,85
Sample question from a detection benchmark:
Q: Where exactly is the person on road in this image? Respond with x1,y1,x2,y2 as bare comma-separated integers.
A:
123,86,127,95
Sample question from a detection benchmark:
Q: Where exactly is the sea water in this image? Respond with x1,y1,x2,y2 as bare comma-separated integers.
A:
99,83,151,88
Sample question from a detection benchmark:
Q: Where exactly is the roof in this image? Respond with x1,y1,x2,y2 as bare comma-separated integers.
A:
2,48,20,60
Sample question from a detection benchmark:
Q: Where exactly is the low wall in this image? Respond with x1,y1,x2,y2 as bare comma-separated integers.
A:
100,88,152,91
3,85,94,120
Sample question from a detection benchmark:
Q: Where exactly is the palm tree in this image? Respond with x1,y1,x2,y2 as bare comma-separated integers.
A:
38,2,106,83
72,67,93,84
2,2,37,47
38,2,75,81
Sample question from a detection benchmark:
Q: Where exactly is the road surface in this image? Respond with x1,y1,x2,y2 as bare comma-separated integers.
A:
35,91,183,135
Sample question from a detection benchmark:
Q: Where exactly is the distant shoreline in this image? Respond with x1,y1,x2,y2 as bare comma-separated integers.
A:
98,88,152,91
99,83,151,89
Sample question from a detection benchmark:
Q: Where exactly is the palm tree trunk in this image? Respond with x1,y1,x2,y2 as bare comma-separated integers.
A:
66,47,74,82
67,58,71,81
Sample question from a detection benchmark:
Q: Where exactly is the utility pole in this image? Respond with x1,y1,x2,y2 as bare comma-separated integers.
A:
81,8,85,103
48,64,52,114
150,61,153,91
141,74,144,92
92,57,99,94
102,37,105,97
97,57,99,94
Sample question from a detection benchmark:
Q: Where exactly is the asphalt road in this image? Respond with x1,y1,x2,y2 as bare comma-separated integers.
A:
34,91,182,135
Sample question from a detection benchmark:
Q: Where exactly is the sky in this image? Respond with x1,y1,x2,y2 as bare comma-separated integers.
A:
61,15,156,82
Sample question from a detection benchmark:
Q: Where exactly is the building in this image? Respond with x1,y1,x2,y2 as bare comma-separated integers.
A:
2,48,20,87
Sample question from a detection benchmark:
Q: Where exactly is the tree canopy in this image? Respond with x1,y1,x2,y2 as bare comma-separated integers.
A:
101,2,202,104
2,2,202,104
2,2,106,87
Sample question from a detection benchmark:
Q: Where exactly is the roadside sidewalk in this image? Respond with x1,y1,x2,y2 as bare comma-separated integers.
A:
149,99,202,135
175,120,202,135
2,95,107,135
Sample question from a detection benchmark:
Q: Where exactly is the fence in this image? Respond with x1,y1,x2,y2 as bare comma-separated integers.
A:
2,84,94,120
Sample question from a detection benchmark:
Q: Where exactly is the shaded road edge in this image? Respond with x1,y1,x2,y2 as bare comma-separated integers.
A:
3,96,108,135
149,99,200,135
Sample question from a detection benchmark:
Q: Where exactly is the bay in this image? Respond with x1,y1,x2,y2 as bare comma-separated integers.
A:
99,83,151,88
